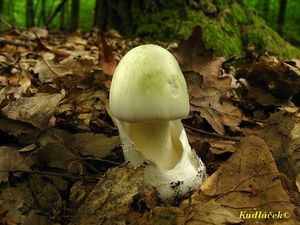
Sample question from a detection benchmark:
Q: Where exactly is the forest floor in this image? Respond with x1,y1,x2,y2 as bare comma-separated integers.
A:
0,27,300,225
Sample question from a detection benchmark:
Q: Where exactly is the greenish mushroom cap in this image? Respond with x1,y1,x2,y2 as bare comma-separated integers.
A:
109,44,189,122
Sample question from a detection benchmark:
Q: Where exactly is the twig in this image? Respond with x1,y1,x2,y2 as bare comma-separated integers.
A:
3,169,100,181
184,124,241,141
79,156,121,166
0,37,37,48
45,0,68,27
0,18,15,30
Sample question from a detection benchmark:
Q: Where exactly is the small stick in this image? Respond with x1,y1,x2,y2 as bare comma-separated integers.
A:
184,124,241,141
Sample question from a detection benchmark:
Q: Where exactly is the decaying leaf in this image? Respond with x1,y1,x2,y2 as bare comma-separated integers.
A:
2,92,64,130
70,165,144,225
21,27,49,40
197,136,297,224
257,111,300,178
0,182,35,224
0,118,42,145
237,55,300,104
137,207,185,225
33,53,99,83
0,146,30,182
296,174,300,192
28,175,62,215
173,27,243,135
22,210,52,225
185,71,242,135
173,26,230,96
98,32,117,76
67,133,120,158
209,139,239,154
181,199,243,225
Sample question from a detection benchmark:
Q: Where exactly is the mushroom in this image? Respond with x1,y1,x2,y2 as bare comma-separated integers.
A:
109,44,206,203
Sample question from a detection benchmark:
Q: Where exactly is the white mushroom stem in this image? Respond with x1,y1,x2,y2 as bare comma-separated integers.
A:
128,121,182,170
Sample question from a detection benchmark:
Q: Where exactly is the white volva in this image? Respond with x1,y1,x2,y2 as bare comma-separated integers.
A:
109,44,206,203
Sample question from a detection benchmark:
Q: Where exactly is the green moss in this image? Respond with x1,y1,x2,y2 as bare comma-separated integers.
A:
243,24,300,58
132,0,300,59
178,1,300,58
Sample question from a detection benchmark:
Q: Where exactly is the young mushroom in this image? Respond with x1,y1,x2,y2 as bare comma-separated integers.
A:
109,44,206,203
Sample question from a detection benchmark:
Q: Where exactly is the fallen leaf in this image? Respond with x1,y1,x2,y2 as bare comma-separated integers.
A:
173,26,230,96
22,210,52,225
198,136,297,223
296,174,300,192
98,32,117,76
0,146,30,182
185,71,242,135
0,118,42,145
2,93,64,130
257,111,300,179
28,175,62,215
181,199,243,225
139,207,185,225
33,53,99,83
237,55,300,102
0,182,34,224
68,133,120,158
70,165,144,225
21,27,48,40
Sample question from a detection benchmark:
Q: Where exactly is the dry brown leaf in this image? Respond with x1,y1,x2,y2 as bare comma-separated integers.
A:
198,136,297,224
54,88,109,131
0,118,42,145
209,139,239,154
28,175,62,215
68,133,120,158
181,199,243,225
69,181,88,207
137,207,185,225
2,93,64,130
296,174,300,192
21,27,48,40
70,165,144,225
237,55,300,103
257,111,300,178
173,26,230,96
0,146,30,182
33,53,99,83
98,32,117,76
185,71,242,135
36,129,78,170
22,210,52,225
0,182,34,224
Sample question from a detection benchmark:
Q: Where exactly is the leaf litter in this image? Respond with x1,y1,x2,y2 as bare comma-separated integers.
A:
0,26,299,225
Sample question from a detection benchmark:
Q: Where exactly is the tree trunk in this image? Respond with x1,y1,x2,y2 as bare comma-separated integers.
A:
93,0,108,30
60,2,65,30
0,0,4,31
26,0,35,27
41,0,46,25
262,0,270,22
277,0,287,35
69,0,79,32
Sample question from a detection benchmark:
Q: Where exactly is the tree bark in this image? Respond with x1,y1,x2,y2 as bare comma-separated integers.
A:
0,0,4,31
60,2,65,30
93,0,108,30
26,0,35,27
45,0,68,27
41,0,46,25
69,0,79,32
277,0,287,35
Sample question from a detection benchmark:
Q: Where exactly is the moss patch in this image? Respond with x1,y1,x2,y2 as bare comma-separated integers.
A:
132,0,300,59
